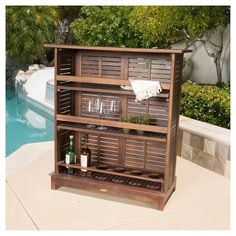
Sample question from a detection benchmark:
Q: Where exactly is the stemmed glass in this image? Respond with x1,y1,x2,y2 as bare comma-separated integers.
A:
86,99,96,128
91,99,120,130
97,101,108,130
110,100,120,115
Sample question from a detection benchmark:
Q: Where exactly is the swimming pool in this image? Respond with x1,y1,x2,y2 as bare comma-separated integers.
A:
6,89,54,156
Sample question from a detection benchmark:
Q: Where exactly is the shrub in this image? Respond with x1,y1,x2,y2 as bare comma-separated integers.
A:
180,82,230,129
70,6,142,48
6,6,59,64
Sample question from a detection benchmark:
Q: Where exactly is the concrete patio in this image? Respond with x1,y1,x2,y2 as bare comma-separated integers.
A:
6,141,230,230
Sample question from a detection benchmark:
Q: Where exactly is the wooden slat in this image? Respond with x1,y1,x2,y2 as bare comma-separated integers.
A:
83,133,98,163
167,54,183,189
59,51,73,76
125,138,144,169
75,52,81,76
54,48,60,173
56,75,170,90
163,53,176,192
44,43,191,54
57,114,168,134
101,56,121,79
58,84,170,98
57,162,164,183
57,124,167,142
146,140,166,171
118,137,126,166
80,92,120,121
127,96,169,127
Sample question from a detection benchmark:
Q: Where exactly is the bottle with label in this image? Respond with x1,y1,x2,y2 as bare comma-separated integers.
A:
65,135,76,174
80,139,91,176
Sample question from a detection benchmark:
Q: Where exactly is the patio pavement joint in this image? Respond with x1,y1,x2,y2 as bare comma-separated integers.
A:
6,179,39,230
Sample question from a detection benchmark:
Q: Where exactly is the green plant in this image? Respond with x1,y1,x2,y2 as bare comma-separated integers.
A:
130,6,229,48
6,6,59,64
180,82,230,129
122,114,135,134
130,6,230,83
70,6,142,48
135,115,152,135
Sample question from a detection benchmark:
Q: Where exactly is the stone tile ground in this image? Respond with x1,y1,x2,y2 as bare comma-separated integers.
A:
6,142,230,230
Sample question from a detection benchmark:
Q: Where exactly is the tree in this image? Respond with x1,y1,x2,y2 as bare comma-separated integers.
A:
70,6,142,48
6,6,59,65
58,6,82,23
130,6,230,83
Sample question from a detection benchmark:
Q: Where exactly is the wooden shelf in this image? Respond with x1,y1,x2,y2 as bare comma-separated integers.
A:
57,161,164,184
57,123,167,142
57,114,168,134
57,75,171,90
58,83,170,98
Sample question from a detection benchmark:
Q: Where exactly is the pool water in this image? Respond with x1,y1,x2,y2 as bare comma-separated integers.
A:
6,90,54,156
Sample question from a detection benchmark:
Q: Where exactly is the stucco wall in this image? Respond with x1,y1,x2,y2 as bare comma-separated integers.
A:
173,24,230,84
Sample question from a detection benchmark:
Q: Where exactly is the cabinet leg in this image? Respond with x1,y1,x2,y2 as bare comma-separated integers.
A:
157,198,165,211
51,180,59,190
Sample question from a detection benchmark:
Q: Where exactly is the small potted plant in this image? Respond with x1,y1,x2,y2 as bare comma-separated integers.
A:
135,115,152,135
122,114,134,134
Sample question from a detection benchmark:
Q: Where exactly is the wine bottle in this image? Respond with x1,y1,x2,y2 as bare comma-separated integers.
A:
80,139,91,176
65,135,76,174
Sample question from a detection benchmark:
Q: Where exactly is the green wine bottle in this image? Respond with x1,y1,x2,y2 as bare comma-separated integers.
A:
65,135,76,174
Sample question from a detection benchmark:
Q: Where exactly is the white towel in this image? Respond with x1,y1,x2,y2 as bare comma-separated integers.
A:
129,79,162,102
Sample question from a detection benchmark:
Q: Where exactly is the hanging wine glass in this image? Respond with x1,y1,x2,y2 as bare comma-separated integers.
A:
97,101,107,131
86,99,96,128
110,100,114,114
114,100,120,114
110,100,120,115
94,98,100,117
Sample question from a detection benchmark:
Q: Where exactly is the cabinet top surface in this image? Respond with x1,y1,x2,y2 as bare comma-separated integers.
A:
44,44,191,54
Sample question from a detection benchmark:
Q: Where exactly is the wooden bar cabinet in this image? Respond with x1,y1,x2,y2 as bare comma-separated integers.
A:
44,44,187,210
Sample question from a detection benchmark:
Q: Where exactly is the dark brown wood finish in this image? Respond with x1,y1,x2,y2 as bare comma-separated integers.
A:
46,44,185,210
163,53,176,192
167,53,183,189
57,114,168,133
54,48,59,173
51,173,176,210
45,43,191,54
57,75,171,90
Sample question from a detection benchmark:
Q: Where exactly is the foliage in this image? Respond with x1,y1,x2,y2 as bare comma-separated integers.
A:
70,6,142,47
58,6,82,23
180,82,230,129
122,114,152,135
134,115,152,125
6,6,230,64
6,6,59,64
122,114,136,134
130,6,230,48
134,115,152,135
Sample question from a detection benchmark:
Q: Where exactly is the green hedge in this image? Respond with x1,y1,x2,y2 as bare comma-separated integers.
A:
180,82,230,129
